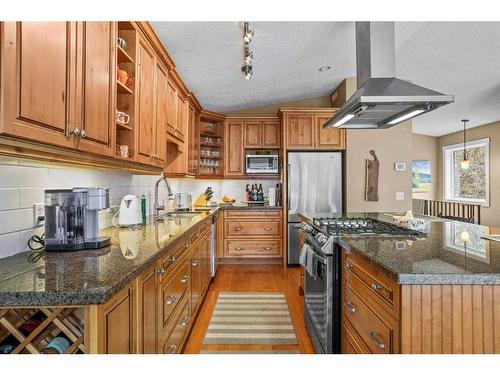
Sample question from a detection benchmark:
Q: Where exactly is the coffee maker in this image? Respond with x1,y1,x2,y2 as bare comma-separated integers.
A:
44,187,111,251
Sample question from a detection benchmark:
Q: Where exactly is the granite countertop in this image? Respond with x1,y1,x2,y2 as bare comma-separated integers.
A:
299,212,500,285
0,209,217,307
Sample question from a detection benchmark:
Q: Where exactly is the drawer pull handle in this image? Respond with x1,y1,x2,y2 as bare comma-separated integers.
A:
180,316,190,327
264,247,272,250
234,226,243,232
369,331,386,350
234,247,244,251
264,227,272,231
167,256,176,265
371,283,382,291
157,268,166,275
344,301,356,313
345,262,352,269
167,344,177,354
183,243,189,250
192,260,199,266
180,274,190,283
165,295,177,305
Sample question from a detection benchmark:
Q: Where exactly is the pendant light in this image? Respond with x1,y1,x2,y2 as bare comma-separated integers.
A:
460,119,471,170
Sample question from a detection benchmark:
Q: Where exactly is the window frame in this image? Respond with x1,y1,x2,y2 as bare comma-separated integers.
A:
442,137,490,206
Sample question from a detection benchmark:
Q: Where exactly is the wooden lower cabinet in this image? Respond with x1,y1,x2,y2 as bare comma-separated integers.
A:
87,219,212,353
341,320,371,354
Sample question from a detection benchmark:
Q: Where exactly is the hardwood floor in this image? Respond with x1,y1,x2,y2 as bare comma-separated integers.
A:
183,264,315,354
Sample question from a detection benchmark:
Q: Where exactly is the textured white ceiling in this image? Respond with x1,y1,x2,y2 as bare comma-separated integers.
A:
151,21,500,137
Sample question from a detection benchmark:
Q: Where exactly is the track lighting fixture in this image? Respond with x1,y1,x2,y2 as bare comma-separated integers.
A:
241,22,255,80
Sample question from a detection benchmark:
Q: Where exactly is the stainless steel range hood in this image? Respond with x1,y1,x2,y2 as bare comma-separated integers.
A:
324,22,454,129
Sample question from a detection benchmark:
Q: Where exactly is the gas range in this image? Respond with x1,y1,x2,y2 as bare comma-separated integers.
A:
302,216,425,255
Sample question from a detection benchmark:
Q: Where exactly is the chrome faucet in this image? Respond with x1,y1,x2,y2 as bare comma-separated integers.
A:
154,172,173,216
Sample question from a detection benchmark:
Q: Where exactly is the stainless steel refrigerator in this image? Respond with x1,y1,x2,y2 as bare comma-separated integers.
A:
287,152,343,265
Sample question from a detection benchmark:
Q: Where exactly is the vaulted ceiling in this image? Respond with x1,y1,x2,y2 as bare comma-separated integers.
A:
151,22,500,137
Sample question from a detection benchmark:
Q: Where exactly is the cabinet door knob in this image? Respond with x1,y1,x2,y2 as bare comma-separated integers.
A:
80,130,86,138
180,316,190,327
345,262,352,269
180,274,190,283
167,344,177,354
165,295,176,305
70,128,81,137
157,268,166,275
192,259,199,266
344,301,356,313
369,331,385,350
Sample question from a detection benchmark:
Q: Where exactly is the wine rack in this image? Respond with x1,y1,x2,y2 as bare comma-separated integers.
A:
0,307,85,354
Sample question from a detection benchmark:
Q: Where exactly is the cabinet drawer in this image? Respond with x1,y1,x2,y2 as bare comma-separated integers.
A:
159,236,190,283
344,284,395,354
224,210,282,219
225,220,281,237
341,320,371,354
225,240,281,257
344,251,399,319
190,220,210,244
162,295,191,354
160,259,190,332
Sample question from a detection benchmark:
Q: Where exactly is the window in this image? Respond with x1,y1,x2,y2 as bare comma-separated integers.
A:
443,138,489,205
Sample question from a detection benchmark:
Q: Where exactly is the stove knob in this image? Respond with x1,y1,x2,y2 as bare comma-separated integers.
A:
316,233,327,244
302,223,313,233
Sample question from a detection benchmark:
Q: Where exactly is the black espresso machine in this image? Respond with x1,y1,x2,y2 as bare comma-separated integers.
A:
44,187,111,251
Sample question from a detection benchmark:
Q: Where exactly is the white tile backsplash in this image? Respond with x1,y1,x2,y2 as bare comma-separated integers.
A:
0,155,279,258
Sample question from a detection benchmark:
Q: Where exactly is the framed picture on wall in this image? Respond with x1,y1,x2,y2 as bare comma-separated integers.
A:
412,160,432,193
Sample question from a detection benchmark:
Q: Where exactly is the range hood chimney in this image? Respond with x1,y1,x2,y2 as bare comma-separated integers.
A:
324,22,454,129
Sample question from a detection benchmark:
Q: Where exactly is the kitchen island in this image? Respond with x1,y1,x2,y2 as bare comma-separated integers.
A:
299,212,500,354
0,209,218,354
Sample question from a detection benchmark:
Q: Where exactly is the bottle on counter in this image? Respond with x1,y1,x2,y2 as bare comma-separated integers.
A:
251,184,257,201
245,184,251,201
41,336,70,354
258,184,264,201
141,194,147,224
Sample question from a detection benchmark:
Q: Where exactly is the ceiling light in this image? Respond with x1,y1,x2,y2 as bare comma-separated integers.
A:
460,119,470,170
386,109,426,125
318,66,331,72
243,22,254,43
330,113,355,128
242,65,252,80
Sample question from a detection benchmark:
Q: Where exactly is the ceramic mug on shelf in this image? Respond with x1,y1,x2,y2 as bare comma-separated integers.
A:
116,111,130,125
117,37,127,50
118,144,129,158
117,68,128,85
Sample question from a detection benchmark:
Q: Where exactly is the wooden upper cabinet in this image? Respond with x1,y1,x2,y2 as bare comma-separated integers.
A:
244,122,262,148
176,94,187,142
136,38,156,164
76,22,114,156
154,61,168,166
315,113,346,149
166,79,178,137
262,121,280,148
285,114,315,149
224,121,244,176
0,22,77,148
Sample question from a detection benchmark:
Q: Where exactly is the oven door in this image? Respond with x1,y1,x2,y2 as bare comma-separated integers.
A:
246,155,278,174
304,245,333,353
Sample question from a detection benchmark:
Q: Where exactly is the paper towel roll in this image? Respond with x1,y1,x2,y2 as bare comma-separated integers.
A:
268,187,276,207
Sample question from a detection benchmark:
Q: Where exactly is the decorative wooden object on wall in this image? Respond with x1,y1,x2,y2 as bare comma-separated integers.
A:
365,150,379,201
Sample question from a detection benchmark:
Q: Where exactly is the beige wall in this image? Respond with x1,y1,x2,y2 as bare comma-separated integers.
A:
437,120,500,227
346,122,413,213
412,134,439,201
226,96,331,116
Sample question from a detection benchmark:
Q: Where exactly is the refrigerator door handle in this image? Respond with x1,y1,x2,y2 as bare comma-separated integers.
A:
287,163,291,208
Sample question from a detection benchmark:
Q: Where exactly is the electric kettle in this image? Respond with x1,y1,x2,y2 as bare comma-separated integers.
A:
113,195,142,227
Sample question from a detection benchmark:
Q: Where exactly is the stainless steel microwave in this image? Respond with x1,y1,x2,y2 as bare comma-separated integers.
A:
245,152,279,174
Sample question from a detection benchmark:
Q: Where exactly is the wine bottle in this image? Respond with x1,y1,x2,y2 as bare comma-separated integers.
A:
41,336,70,354
258,184,264,201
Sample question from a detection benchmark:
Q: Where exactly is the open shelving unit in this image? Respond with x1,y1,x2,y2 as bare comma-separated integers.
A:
115,21,137,160
198,113,225,177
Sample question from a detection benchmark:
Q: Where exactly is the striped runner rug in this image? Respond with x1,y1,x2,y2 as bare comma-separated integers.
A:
203,292,298,346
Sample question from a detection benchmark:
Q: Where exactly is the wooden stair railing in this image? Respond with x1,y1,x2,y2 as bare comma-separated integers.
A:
412,199,481,225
